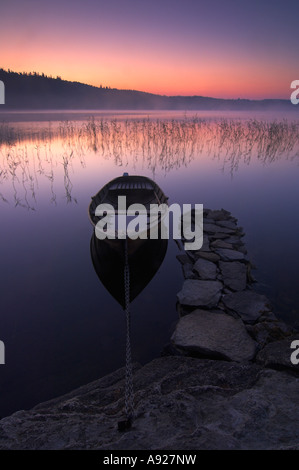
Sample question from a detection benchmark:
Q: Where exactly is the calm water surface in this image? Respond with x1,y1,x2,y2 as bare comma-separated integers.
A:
0,110,299,417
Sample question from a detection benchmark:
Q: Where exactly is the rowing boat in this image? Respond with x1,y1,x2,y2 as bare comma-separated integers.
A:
89,174,169,307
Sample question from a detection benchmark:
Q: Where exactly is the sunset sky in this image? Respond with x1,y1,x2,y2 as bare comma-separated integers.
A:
1,0,298,99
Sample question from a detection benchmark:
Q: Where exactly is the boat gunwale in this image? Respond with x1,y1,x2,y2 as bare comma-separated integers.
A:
88,175,169,229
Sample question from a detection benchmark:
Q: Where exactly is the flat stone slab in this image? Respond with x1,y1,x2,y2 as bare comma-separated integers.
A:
222,290,271,323
197,251,220,262
193,258,217,280
210,232,232,240
223,236,244,246
171,309,257,362
210,239,234,249
215,248,245,261
219,261,247,291
177,280,223,308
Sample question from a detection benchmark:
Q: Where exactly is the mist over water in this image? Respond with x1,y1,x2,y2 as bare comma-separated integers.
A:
0,110,299,418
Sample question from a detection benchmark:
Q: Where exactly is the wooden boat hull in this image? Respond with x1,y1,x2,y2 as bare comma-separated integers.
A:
89,174,169,307
90,233,168,308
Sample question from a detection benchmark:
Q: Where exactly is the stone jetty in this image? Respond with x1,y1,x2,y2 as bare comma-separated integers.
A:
0,208,298,450
172,208,293,360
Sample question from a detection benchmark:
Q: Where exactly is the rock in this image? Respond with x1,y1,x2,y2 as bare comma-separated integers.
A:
210,232,231,239
256,335,299,371
236,245,247,254
223,288,233,295
161,342,188,357
171,309,257,362
203,217,215,224
193,258,217,280
224,236,244,246
258,311,278,322
215,220,238,230
215,248,245,261
176,254,191,265
197,251,221,262
177,280,223,308
222,290,271,323
210,239,234,249
1,356,299,450
182,263,197,279
184,251,196,262
192,234,210,252
176,302,195,318
219,261,247,291
246,321,294,349
204,224,235,235
200,234,210,252
246,263,256,283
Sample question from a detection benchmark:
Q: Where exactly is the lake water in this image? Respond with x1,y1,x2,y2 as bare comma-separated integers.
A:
0,109,299,418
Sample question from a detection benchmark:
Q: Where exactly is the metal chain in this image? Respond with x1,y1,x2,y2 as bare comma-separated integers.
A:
124,240,134,422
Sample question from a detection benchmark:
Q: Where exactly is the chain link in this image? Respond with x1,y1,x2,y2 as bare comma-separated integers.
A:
124,239,134,421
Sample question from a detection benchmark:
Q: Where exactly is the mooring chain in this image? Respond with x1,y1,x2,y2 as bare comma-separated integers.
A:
124,239,134,424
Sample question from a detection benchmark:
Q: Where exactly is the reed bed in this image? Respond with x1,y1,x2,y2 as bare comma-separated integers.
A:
0,116,298,208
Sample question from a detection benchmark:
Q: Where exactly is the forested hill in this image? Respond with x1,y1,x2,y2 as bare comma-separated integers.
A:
0,69,295,111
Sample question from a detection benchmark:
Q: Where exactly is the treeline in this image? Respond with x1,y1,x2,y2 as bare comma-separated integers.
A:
0,69,113,89
0,68,296,111
2,69,62,79
0,68,163,109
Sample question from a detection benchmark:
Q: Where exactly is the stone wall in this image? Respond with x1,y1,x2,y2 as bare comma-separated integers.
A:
172,208,294,360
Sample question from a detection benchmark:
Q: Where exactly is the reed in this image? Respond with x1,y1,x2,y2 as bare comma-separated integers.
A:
0,116,298,208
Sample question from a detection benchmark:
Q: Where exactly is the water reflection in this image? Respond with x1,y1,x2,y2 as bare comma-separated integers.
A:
0,116,298,208
90,233,168,308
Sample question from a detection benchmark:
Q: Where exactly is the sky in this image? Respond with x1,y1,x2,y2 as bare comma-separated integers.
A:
1,0,298,99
